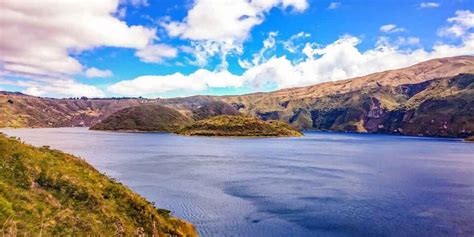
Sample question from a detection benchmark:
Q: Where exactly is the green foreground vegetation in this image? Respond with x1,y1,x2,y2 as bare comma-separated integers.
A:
177,115,303,137
0,134,197,236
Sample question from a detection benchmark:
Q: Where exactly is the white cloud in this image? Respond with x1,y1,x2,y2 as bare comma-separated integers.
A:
122,0,149,8
162,0,309,67
163,0,308,42
4,78,105,98
438,10,474,38
0,0,157,97
108,69,243,96
85,67,113,78
22,87,44,97
252,31,278,65
135,44,178,63
327,2,341,10
109,31,474,96
283,32,311,53
420,2,440,8
0,0,156,78
395,37,421,46
380,24,405,33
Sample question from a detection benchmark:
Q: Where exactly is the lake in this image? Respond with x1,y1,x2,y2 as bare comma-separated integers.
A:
1,127,473,236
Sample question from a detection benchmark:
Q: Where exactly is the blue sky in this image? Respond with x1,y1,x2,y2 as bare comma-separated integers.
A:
0,0,473,98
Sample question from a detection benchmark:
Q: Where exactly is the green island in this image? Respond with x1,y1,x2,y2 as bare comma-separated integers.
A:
177,115,303,137
0,134,197,236
90,104,192,132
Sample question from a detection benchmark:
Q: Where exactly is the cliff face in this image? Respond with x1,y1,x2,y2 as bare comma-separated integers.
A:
283,74,473,137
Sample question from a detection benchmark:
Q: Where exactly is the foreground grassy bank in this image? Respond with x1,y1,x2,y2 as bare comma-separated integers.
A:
0,134,197,236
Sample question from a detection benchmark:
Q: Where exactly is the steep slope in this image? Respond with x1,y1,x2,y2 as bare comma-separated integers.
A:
90,104,193,132
0,134,197,236
177,115,302,137
253,74,474,137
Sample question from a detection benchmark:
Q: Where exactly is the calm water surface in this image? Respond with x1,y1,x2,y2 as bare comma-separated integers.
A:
1,127,473,236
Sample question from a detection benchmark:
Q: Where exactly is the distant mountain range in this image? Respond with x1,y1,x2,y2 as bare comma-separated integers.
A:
1,55,473,138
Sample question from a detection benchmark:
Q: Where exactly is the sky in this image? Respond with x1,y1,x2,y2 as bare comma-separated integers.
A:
0,0,473,98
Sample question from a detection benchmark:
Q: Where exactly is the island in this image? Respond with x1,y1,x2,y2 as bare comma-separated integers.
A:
176,115,303,137
90,104,192,132
0,134,197,236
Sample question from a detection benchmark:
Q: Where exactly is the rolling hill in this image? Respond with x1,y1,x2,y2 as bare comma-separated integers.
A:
90,104,193,132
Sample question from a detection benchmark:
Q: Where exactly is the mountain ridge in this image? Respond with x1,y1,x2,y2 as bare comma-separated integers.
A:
1,55,473,138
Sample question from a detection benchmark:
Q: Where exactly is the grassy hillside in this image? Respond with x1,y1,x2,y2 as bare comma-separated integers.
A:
177,115,302,137
90,104,193,132
0,134,197,236
191,101,240,120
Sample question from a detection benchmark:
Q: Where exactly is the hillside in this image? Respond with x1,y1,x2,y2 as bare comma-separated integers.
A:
1,55,473,138
282,73,474,137
0,134,197,236
222,55,474,113
191,101,240,120
90,104,193,132
177,115,303,137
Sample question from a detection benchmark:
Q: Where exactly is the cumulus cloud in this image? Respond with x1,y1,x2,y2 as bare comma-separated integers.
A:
135,44,178,63
380,24,405,33
108,69,243,96
85,68,113,78
162,0,309,67
438,10,474,38
109,29,474,96
0,0,156,78
0,77,105,98
327,2,341,10
419,2,440,8
0,0,157,97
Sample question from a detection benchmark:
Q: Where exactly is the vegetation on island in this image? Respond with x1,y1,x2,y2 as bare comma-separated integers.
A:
0,134,197,236
90,104,192,132
177,115,303,137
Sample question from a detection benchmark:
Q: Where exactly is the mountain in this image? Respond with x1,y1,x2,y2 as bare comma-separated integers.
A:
0,93,153,128
221,56,474,113
90,104,193,132
177,115,303,137
220,56,474,137
0,134,197,236
1,55,473,137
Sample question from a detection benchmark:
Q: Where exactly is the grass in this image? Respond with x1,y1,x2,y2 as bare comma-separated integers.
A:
177,115,303,137
0,133,197,236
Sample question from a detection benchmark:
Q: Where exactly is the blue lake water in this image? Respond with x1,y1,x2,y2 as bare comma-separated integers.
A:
1,127,473,236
